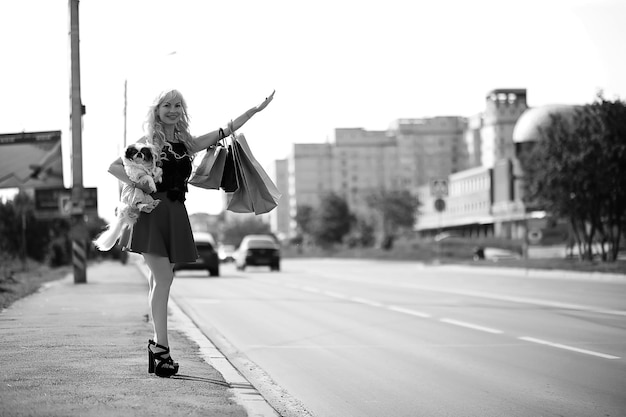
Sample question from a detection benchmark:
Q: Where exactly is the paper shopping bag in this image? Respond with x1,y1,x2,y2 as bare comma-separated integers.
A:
220,140,238,193
234,134,282,206
188,144,226,189
227,133,281,214
226,139,254,213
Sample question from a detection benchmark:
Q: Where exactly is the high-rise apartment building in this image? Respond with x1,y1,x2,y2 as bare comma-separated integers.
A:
464,113,483,168
391,117,468,189
276,119,468,237
332,128,399,210
272,159,290,238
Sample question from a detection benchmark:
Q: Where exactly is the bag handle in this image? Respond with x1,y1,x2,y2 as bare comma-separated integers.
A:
228,120,236,138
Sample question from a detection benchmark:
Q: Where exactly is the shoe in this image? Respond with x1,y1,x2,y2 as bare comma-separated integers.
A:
148,339,179,372
148,339,179,373
148,340,179,377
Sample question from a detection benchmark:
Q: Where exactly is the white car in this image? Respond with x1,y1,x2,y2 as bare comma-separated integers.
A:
234,235,280,271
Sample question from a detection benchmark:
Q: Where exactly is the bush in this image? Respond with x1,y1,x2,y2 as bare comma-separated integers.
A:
48,237,70,267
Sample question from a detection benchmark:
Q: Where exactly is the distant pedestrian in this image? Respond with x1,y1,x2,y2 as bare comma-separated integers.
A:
106,89,274,377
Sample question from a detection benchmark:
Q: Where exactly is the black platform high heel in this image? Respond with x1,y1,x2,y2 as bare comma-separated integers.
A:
148,340,179,377
148,339,179,373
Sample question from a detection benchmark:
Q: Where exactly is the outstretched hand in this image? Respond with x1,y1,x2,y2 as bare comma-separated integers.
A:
256,90,275,113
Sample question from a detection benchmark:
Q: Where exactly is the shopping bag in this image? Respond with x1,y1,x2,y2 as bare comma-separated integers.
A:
188,144,226,189
235,133,282,205
227,133,281,214
220,139,238,193
227,141,253,213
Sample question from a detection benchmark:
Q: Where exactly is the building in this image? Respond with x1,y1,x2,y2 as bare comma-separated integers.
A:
417,166,493,236
277,118,467,238
416,89,529,237
391,117,469,189
332,128,399,210
417,91,578,245
272,159,290,238
272,87,576,244
480,89,528,167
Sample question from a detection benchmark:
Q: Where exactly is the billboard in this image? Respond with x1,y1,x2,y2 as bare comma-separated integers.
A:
0,130,64,189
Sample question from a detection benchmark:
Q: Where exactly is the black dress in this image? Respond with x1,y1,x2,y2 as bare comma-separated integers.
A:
120,142,198,263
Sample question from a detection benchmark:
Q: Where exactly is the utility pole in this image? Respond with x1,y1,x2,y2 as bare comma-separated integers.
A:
118,79,127,198
123,79,128,149
69,0,87,283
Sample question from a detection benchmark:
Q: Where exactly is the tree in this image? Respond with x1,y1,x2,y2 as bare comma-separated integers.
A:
294,204,314,238
310,193,353,248
222,216,272,247
366,189,420,249
0,191,68,264
345,215,376,248
520,94,626,261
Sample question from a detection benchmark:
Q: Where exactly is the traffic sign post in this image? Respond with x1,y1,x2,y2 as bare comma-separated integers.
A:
433,197,447,264
434,198,446,212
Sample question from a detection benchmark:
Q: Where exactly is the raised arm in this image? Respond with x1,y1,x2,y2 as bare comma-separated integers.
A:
190,91,275,153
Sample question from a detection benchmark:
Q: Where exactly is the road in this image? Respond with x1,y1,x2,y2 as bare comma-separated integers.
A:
171,259,626,417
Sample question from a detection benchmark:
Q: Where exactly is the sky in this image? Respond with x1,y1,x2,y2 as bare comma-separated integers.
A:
1,0,625,222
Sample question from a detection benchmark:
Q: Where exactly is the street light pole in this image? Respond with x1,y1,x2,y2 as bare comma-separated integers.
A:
69,0,87,283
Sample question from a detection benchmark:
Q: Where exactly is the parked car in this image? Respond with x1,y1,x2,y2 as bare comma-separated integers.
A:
173,232,220,276
234,235,280,271
434,232,522,261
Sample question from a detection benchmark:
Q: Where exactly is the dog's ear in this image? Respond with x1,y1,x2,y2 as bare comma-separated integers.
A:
146,144,160,163
140,148,153,162
125,145,139,160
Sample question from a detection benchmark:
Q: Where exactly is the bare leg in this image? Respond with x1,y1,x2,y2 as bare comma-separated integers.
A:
147,271,156,339
143,253,174,347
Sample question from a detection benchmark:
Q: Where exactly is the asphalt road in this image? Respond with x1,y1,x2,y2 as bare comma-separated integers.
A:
172,259,626,417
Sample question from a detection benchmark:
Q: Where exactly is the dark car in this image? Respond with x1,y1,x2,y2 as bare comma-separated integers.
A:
173,232,220,276
234,235,280,271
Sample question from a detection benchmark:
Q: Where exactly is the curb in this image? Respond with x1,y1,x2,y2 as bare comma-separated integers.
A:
430,263,626,283
134,260,281,417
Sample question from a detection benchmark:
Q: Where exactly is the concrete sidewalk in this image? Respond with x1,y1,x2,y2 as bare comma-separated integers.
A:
0,260,262,417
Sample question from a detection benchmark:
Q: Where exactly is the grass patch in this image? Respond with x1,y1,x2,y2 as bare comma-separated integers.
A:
0,259,71,310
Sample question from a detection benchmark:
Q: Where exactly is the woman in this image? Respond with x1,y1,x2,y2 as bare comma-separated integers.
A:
107,89,274,377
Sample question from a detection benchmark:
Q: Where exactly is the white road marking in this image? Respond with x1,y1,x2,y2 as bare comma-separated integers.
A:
261,278,622,361
350,297,384,307
323,290,348,299
518,336,621,360
439,318,504,334
310,273,626,317
387,306,431,318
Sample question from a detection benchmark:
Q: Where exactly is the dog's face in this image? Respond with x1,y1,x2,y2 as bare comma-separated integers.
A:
125,144,155,165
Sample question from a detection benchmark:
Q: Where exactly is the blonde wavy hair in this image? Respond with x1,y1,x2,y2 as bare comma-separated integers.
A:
143,89,195,162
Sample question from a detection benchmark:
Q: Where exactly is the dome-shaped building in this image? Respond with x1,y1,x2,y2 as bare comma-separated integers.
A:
512,104,578,144
493,104,579,244
415,91,581,251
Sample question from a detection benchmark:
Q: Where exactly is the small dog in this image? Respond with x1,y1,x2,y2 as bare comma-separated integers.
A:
93,143,163,251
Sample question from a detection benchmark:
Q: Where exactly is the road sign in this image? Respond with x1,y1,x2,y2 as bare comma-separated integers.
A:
434,198,446,212
430,178,448,197
34,187,98,218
